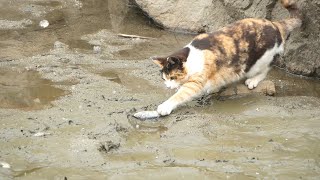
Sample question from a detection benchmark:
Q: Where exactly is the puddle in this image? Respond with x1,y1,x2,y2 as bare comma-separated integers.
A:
0,68,66,110
99,70,122,84
0,0,193,60
10,166,109,179
98,69,166,94
269,68,320,97
67,39,95,52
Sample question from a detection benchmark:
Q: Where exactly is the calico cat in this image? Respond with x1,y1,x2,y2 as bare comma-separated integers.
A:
152,0,302,116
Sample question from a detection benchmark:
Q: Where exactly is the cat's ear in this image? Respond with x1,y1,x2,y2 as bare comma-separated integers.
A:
167,56,183,70
167,57,179,65
151,56,167,68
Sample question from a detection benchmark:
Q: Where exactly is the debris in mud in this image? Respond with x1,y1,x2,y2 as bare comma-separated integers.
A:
215,160,229,163
98,141,120,153
117,33,155,40
0,161,11,169
107,111,125,116
39,20,49,28
163,158,175,165
33,132,51,137
115,124,128,133
93,46,101,54
103,97,139,102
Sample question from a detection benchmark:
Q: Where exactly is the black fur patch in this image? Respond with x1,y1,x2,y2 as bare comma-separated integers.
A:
244,24,282,72
191,37,211,50
161,47,190,74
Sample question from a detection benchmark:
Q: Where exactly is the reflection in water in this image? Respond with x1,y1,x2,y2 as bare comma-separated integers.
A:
0,68,66,110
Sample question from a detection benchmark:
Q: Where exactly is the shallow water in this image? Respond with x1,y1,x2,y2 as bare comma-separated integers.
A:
0,0,319,180
0,67,66,110
269,68,320,97
0,0,192,60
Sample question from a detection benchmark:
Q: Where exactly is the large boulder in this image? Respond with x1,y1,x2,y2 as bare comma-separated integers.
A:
133,0,320,78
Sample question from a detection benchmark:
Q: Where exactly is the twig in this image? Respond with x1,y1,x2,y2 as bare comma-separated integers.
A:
117,33,155,40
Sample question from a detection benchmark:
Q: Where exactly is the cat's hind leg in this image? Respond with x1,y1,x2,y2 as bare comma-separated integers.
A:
245,67,270,89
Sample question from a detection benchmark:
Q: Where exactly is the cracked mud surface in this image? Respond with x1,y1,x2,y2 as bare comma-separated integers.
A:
0,0,319,179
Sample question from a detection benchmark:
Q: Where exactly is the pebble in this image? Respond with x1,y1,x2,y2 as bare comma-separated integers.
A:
93,46,101,53
33,132,50,137
39,20,49,28
0,161,11,169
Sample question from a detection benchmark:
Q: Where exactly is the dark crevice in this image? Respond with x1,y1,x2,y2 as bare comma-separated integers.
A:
266,0,277,20
129,0,165,30
242,0,254,10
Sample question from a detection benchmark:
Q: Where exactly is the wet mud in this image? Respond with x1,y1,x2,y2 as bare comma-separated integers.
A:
0,0,319,179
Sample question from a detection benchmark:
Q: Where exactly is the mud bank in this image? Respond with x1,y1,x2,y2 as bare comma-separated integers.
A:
0,0,320,179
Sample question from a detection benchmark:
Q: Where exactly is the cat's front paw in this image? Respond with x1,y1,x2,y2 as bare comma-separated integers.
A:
157,101,175,116
245,78,259,90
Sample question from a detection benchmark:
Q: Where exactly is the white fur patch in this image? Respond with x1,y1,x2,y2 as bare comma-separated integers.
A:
185,44,205,76
164,79,180,89
246,43,284,78
162,74,180,89
157,100,176,116
245,68,269,89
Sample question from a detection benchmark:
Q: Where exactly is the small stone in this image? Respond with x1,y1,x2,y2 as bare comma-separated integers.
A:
33,98,41,103
0,161,10,169
33,132,50,137
93,46,101,53
39,20,49,28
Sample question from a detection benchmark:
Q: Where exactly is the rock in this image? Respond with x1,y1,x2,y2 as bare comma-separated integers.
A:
133,0,231,33
133,0,320,77
220,80,276,96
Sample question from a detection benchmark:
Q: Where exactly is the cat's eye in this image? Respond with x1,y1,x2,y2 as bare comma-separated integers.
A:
170,76,177,80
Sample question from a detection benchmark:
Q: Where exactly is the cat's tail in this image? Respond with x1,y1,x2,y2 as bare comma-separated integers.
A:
279,0,302,36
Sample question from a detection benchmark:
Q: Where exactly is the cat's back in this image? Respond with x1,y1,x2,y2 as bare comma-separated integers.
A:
188,18,284,73
191,18,283,52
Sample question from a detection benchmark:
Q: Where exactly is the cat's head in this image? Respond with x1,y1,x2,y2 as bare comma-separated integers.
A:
151,47,190,89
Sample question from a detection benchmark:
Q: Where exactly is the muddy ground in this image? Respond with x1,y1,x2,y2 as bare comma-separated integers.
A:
0,0,319,179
